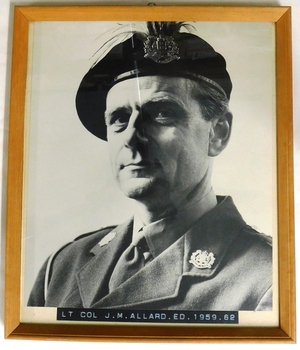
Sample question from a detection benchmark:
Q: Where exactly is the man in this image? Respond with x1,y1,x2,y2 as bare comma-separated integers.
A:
28,22,272,311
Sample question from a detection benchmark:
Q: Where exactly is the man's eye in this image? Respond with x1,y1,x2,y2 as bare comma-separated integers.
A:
107,113,130,131
112,116,128,125
153,109,176,124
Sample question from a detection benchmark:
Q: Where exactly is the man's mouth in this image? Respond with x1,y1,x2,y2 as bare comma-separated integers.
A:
121,160,159,170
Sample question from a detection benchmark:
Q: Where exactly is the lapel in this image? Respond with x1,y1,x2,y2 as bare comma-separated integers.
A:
76,219,133,308
91,234,185,308
78,197,246,309
182,197,246,278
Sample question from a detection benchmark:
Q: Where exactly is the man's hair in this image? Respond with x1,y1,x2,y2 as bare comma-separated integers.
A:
193,81,230,122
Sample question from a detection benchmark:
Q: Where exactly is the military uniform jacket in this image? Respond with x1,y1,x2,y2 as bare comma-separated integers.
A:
28,196,273,311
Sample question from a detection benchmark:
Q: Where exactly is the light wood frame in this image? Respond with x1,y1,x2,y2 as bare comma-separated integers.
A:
4,5,295,343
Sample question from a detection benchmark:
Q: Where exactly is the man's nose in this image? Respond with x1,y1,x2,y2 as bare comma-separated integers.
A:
124,111,148,148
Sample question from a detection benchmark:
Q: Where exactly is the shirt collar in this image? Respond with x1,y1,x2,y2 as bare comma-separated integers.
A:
132,188,217,258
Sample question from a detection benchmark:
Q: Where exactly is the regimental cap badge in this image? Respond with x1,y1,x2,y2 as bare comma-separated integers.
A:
143,22,181,64
144,35,179,64
189,250,216,269
99,231,117,247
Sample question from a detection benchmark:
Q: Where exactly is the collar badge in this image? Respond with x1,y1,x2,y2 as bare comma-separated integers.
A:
99,231,117,247
189,250,216,269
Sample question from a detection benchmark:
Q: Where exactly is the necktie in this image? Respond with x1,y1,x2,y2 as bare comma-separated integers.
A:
109,231,151,291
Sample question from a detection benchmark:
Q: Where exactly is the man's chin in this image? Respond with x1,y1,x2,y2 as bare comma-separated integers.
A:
119,178,168,200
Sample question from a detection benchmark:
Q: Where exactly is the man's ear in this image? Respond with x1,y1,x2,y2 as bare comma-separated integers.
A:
208,112,232,157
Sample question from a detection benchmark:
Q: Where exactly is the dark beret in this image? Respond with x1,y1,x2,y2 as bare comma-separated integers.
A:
75,23,232,140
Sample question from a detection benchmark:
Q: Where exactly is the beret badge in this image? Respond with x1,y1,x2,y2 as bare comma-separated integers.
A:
144,35,180,64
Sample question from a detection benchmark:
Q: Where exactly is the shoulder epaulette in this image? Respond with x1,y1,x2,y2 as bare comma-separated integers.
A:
243,225,272,246
74,225,117,241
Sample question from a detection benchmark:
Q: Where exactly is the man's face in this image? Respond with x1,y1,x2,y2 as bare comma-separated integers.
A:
105,76,214,210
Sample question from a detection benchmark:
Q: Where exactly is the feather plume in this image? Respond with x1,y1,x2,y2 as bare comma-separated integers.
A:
91,21,195,67
146,22,195,37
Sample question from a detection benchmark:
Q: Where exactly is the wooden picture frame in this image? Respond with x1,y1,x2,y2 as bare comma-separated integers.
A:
4,5,295,343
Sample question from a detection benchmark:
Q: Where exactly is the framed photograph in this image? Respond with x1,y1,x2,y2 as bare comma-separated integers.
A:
5,5,295,343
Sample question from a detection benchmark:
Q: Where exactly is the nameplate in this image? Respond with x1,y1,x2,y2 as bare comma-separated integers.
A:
57,308,238,324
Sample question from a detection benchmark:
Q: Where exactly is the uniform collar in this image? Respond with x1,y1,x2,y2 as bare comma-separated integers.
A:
132,188,217,258
88,196,246,309
183,195,246,276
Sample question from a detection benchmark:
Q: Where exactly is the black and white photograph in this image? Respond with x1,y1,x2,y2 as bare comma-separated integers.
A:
17,18,278,327
1,0,299,348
